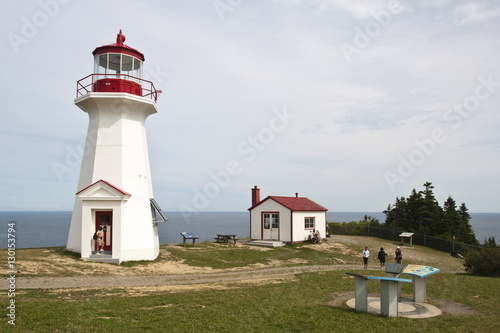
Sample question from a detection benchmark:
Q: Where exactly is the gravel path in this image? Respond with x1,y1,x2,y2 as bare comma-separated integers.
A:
5,265,367,290
2,235,465,290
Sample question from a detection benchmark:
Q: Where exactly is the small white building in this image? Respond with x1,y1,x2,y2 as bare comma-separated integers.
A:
249,186,328,244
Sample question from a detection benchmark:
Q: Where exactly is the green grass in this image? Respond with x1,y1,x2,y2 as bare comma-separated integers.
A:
2,236,464,278
165,242,336,269
1,271,498,332
1,237,498,332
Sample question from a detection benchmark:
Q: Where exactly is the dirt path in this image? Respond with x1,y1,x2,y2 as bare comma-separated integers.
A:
11,264,364,290
1,235,466,291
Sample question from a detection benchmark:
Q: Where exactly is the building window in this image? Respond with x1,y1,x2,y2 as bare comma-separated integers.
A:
263,213,279,229
305,217,315,229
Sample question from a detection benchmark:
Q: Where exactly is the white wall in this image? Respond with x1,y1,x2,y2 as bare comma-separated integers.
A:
291,211,327,242
250,199,284,240
250,198,326,243
67,93,160,262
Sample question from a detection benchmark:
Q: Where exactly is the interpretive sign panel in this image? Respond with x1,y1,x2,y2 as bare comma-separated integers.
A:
402,265,440,278
385,263,405,274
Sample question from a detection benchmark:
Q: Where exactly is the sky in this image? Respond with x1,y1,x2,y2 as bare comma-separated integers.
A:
1,0,499,214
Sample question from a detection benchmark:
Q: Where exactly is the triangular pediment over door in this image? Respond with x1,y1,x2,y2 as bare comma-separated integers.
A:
76,179,131,201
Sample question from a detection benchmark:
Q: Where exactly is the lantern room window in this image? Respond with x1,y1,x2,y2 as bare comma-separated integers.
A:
78,31,159,100
94,53,142,81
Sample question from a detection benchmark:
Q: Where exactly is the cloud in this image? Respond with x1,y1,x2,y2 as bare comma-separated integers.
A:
0,0,499,212
453,2,500,25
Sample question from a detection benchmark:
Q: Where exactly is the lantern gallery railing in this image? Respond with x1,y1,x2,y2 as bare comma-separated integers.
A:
76,74,161,102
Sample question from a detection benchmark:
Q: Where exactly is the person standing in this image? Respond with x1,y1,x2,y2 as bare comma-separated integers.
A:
96,226,104,254
362,246,370,269
395,246,402,264
377,247,387,268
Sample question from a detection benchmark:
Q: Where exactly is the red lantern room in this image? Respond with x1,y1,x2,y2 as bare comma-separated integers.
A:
77,30,160,101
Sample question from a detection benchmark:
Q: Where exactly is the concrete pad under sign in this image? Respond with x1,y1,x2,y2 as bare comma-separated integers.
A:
346,296,442,319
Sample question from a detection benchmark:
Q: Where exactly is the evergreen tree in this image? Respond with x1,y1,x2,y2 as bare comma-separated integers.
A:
383,182,477,245
384,196,408,230
458,203,478,245
443,196,461,238
419,182,444,235
484,236,497,247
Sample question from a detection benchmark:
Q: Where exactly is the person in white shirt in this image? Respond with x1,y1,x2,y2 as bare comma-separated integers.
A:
362,246,370,269
314,229,322,244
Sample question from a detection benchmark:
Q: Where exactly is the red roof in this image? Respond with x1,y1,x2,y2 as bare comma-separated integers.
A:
76,179,131,196
92,31,145,61
251,195,328,211
92,44,145,61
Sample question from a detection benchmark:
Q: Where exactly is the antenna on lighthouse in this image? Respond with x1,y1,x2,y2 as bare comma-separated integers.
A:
116,29,126,45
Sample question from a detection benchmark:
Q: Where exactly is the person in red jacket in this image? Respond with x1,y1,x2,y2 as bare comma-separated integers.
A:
395,246,402,264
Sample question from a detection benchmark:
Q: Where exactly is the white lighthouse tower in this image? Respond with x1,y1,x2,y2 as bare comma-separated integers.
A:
66,30,166,263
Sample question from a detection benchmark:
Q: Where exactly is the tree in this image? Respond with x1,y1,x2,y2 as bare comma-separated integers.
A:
406,189,424,231
360,215,381,226
383,182,477,244
384,197,408,230
419,182,444,235
443,196,460,237
484,236,497,248
458,203,478,245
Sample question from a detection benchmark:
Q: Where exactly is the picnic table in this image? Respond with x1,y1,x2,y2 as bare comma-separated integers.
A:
215,234,238,244
180,232,199,246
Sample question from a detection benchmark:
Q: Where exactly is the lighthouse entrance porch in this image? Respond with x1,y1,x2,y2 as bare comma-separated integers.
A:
95,211,113,252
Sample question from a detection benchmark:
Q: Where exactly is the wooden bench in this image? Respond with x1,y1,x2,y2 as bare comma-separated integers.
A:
180,232,199,246
214,234,238,244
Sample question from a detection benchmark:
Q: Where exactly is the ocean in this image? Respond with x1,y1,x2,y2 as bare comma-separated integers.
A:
0,211,499,249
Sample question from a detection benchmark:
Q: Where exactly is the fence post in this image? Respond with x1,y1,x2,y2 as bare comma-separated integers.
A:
424,234,426,247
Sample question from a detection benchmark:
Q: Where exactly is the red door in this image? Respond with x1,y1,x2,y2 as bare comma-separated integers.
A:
96,211,113,252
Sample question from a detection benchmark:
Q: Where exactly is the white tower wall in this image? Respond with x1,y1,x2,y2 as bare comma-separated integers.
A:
66,92,160,263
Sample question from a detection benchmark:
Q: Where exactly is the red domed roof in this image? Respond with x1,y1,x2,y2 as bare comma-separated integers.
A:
92,30,145,61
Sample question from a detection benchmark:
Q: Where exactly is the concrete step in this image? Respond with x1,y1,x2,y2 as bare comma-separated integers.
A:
247,240,286,248
88,253,120,264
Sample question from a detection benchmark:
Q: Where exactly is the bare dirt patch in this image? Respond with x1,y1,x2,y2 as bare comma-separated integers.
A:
16,248,216,277
2,236,467,292
330,235,466,273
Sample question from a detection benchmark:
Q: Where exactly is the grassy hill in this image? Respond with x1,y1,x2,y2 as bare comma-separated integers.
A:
0,236,497,332
2,235,466,277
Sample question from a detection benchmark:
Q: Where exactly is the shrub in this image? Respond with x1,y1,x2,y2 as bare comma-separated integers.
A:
463,247,500,277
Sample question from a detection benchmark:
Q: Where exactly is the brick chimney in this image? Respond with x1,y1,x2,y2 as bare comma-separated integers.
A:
251,186,260,206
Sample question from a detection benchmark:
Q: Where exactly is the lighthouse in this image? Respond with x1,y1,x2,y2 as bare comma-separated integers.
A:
66,30,166,263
